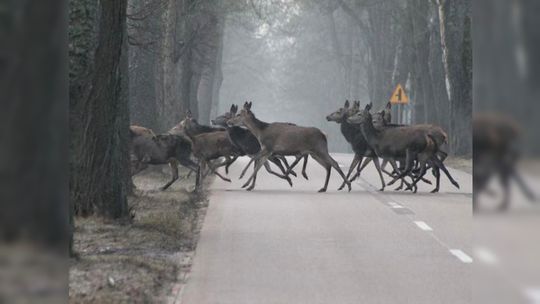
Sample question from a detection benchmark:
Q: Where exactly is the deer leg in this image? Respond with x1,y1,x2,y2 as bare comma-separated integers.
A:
371,157,386,191
309,153,331,193
263,161,293,187
314,152,351,192
239,157,255,179
430,156,460,189
206,161,232,182
388,159,415,191
406,159,429,193
278,156,297,177
301,155,309,180
340,154,360,190
244,153,271,191
348,157,369,183
224,155,239,174
160,159,179,191
284,155,303,176
430,166,440,193
269,156,290,177
388,150,414,186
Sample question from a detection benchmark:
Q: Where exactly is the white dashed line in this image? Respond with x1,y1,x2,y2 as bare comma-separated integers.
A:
473,247,498,265
387,202,404,209
449,249,473,264
414,221,433,231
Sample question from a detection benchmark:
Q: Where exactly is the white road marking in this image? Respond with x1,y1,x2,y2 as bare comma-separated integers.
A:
414,221,433,231
388,202,404,209
524,288,540,303
449,249,473,264
473,247,499,265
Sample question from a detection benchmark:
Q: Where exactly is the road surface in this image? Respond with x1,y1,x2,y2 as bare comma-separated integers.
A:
178,153,472,304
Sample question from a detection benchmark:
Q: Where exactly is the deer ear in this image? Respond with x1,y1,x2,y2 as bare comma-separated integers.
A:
365,103,372,111
344,100,350,108
247,102,252,110
230,104,235,112
386,102,391,109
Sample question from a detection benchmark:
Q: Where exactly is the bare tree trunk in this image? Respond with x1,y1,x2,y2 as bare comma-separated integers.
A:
210,14,225,119
155,0,183,132
70,0,130,218
428,0,450,132
437,0,472,155
409,0,436,124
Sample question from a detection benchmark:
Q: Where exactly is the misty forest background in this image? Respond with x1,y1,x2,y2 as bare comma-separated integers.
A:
69,0,472,223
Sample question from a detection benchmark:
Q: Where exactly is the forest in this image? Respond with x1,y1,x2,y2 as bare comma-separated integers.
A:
69,0,471,222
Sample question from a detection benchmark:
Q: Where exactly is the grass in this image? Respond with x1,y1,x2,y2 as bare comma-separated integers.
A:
69,166,210,303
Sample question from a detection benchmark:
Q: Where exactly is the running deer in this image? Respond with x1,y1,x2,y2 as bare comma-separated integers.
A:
212,104,295,186
375,102,458,193
182,115,242,189
347,103,452,193
228,102,351,192
213,104,309,181
130,126,198,190
326,100,387,190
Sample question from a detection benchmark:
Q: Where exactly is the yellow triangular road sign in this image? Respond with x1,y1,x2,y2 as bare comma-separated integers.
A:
390,84,409,104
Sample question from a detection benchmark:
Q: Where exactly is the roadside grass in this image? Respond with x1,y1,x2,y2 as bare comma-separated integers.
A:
69,166,210,303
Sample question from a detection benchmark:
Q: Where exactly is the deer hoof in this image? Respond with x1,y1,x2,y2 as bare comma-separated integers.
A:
453,182,460,189
318,188,327,193
378,187,385,192
224,178,232,183
303,174,309,180
287,178,293,187
241,181,250,188
338,183,345,191
430,188,439,193
246,185,255,191
289,170,297,177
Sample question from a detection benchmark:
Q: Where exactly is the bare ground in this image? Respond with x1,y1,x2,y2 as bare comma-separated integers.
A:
69,166,211,303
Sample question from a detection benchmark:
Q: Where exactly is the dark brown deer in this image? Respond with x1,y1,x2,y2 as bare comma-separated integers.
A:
212,104,295,186
130,126,198,190
182,116,241,189
347,103,441,193
228,102,351,192
213,104,310,180
374,102,459,193
326,100,387,190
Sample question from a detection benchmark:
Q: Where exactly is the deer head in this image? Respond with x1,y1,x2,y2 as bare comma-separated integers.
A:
326,100,351,122
212,104,238,126
347,102,372,125
227,101,254,127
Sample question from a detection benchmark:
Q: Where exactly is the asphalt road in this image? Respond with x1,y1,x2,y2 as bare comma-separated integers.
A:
178,153,472,304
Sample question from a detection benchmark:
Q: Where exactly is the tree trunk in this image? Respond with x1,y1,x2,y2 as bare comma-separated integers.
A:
437,0,472,155
70,0,130,218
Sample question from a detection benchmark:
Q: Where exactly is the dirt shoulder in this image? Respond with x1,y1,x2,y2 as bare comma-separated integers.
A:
69,167,211,303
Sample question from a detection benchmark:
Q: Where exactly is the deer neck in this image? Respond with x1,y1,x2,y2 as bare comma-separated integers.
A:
360,117,380,148
242,115,268,141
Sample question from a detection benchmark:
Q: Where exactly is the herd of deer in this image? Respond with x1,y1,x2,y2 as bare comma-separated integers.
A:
129,101,460,194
